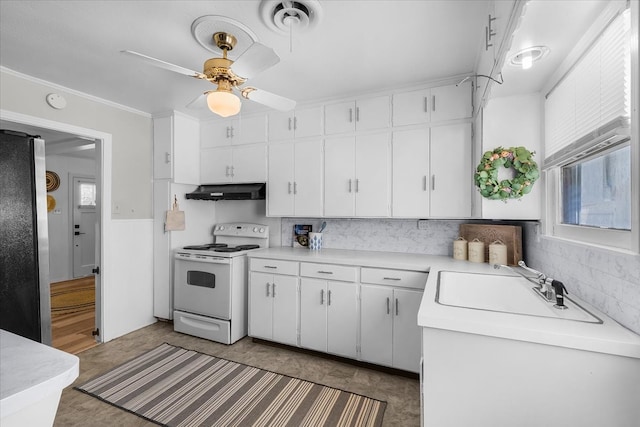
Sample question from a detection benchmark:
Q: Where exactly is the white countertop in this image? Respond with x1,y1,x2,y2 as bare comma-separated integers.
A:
1,330,79,417
251,247,640,359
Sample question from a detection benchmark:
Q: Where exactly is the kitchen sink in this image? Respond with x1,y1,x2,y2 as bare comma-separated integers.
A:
436,270,601,323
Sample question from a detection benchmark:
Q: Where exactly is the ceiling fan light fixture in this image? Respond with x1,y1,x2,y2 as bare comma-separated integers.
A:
207,87,241,117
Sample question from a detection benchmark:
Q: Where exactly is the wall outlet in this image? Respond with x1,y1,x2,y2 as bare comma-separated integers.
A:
418,220,429,230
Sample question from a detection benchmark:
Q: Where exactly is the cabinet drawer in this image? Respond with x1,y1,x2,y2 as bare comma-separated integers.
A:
250,259,299,276
361,268,428,290
300,262,358,282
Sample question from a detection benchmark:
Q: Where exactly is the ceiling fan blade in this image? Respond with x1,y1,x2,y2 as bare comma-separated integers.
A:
121,50,206,79
232,43,280,79
241,87,296,111
186,93,208,109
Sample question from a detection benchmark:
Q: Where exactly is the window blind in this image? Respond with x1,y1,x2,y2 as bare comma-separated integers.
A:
544,9,630,160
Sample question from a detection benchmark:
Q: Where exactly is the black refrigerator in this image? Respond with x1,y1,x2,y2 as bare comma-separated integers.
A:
0,129,52,344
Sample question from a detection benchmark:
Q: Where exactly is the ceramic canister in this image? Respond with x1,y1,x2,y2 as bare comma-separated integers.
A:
489,240,508,266
468,238,485,263
453,237,468,260
309,232,323,250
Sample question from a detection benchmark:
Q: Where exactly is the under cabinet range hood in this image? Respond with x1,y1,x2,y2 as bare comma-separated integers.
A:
186,183,266,201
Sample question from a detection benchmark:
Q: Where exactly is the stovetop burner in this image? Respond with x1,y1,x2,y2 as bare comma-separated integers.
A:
213,244,261,253
182,243,228,250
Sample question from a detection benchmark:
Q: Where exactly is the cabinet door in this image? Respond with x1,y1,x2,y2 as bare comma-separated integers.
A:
272,275,299,346
201,119,233,148
392,128,430,217
293,139,323,216
327,282,358,359
324,100,356,135
430,82,473,122
299,278,327,352
172,113,200,185
249,272,273,340
267,142,295,216
430,123,472,217
200,147,232,183
238,114,267,145
356,96,390,131
392,288,423,372
392,89,430,126
360,285,393,366
268,111,294,141
294,106,323,138
153,116,173,179
324,137,356,216
232,144,266,183
355,133,390,217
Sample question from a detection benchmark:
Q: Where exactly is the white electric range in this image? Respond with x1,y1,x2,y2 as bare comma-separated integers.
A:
173,223,269,344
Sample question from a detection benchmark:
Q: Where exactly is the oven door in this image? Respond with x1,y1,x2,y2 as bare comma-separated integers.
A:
174,255,231,319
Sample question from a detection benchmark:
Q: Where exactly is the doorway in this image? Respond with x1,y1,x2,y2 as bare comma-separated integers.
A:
0,110,111,350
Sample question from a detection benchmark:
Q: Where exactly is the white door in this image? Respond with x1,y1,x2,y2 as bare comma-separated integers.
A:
393,89,430,126
430,82,473,122
324,100,356,135
360,285,393,366
72,175,96,277
232,144,266,183
326,281,358,358
271,275,299,346
392,128,430,217
267,142,295,216
355,95,390,131
355,133,391,216
201,147,232,183
293,139,323,217
324,137,356,216
392,288,423,372
267,111,294,141
293,106,323,138
249,272,273,340
299,278,327,352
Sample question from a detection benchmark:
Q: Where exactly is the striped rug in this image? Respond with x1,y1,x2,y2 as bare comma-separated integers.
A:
76,343,386,427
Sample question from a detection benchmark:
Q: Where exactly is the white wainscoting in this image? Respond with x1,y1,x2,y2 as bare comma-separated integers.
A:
103,219,156,342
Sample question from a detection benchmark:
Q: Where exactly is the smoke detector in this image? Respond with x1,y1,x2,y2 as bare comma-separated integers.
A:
260,0,323,35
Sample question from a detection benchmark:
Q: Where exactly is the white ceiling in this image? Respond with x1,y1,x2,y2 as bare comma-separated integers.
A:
0,0,608,147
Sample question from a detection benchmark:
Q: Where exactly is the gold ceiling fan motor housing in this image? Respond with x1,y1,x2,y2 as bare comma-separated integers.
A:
203,32,247,88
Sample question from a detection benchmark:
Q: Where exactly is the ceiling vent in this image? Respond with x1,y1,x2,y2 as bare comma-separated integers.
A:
260,0,323,35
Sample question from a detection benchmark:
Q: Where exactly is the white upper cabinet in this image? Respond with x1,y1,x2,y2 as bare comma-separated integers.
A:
324,95,390,135
268,106,323,141
200,144,266,184
201,114,267,148
392,128,430,217
392,81,472,126
153,111,200,185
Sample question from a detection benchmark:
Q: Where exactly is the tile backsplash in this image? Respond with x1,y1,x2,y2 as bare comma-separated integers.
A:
280,218,640,335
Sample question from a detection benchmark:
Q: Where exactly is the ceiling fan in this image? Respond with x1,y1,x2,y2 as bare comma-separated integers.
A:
122,31,296,117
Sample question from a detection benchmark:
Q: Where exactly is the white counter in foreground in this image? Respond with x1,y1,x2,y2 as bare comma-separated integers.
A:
1,329,79,427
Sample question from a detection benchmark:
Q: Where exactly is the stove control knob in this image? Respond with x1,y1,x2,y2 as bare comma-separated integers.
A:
259,228,265,233
253,227,258,232
219,225,225,231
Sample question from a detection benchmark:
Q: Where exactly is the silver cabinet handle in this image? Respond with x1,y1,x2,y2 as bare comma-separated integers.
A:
355,179,359,193
423,176,427,191
348,179,352,193
349,108,353,123
230,165,235,177
293,116,297,130
432,95,436,112
396,298,399,316
383,277,401,281
288,117,292,131
386,297,390,314
320,289,324,305
288,182,292,194
432,175,436,190
272,283,276,298
165,152,171,164
266,283,270,297
226,126,231,139
317,271,334,274
293,182,297,194
424,97,428,113
327,290,332,306
225,166,230,177
356,107,360,122
230,126,235,138
264,265,278,269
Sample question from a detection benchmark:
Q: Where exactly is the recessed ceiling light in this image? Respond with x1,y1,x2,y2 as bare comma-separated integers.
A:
509,46,550,69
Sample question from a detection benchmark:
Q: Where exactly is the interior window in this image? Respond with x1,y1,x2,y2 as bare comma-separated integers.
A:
79,182,96,207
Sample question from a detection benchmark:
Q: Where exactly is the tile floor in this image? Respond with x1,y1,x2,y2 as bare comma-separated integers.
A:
54,321,420,426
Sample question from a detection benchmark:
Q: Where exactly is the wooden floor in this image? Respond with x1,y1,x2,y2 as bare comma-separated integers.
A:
51,277,98,354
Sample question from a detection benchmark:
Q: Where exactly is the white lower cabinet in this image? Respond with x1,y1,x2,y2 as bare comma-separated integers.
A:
300,278,358,359
249,271,298,346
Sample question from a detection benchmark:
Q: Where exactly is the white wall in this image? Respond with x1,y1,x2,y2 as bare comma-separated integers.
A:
215,200,282,246
45,154,95,282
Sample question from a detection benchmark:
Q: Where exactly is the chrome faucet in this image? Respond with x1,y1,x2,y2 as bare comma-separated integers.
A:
493,261,555,302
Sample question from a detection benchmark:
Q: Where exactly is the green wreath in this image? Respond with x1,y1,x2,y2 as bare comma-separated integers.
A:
474,146,539,200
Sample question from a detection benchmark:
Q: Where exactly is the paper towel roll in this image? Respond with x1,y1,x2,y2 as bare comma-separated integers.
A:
489,240,508,265
468,238,485,263
453,237,468,260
